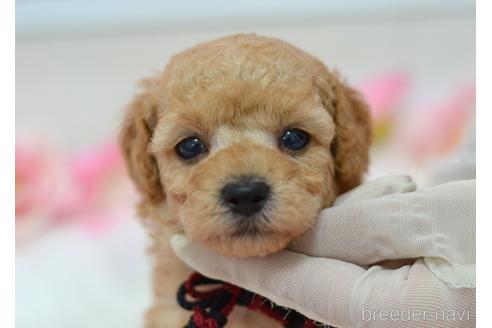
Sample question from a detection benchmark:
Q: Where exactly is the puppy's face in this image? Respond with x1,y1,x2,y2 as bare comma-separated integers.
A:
121,35,371,257
152,88,336,257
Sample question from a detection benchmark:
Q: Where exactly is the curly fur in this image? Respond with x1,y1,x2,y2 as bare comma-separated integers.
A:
120,34,371,327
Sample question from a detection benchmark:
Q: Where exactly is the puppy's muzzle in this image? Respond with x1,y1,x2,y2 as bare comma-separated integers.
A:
220,177,271,217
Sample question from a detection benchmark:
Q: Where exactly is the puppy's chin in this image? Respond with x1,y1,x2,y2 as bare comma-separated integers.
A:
200,230,300,258
180,201,321,258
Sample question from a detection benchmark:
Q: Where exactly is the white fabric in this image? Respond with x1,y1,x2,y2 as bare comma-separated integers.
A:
171,177,476,328
291,178,476,288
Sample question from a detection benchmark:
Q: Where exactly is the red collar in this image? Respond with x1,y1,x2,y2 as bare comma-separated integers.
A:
177,272,332,328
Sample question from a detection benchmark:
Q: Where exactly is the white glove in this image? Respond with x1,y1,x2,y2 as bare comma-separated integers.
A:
171,178,475,328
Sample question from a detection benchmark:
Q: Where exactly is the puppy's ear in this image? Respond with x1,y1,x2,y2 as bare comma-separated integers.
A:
119,77,165,205
315,70,372,194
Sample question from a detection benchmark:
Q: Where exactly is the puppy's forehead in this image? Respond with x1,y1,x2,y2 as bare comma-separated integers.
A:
162,90,331,133
163,69,323,131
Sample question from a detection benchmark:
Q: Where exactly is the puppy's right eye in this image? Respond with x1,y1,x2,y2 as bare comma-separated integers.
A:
175,137,208,160
279,128,310,151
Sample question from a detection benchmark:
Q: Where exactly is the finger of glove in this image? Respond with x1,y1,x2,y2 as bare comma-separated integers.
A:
334,174,416,206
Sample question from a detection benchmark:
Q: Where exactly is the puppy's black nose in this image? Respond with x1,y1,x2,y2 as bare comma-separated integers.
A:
221,178,271,216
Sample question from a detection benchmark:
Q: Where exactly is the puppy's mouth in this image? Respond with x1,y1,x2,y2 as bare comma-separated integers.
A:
230,215,272,238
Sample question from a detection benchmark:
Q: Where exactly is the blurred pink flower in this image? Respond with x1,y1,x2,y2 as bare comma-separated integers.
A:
15,138,65,218
16,137,136,242
53,141,125,220
358,71,410,122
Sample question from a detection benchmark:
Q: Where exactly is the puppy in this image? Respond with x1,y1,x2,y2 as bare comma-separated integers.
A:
120,34,371,327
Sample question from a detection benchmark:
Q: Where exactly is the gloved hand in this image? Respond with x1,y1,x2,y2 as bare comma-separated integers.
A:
171,177,476,327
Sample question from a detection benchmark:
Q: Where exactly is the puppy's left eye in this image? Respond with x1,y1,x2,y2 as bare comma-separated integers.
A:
279,128,310,151
175,137,208,160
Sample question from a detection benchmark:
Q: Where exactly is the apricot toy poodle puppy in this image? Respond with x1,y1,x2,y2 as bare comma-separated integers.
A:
120,34,371,327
